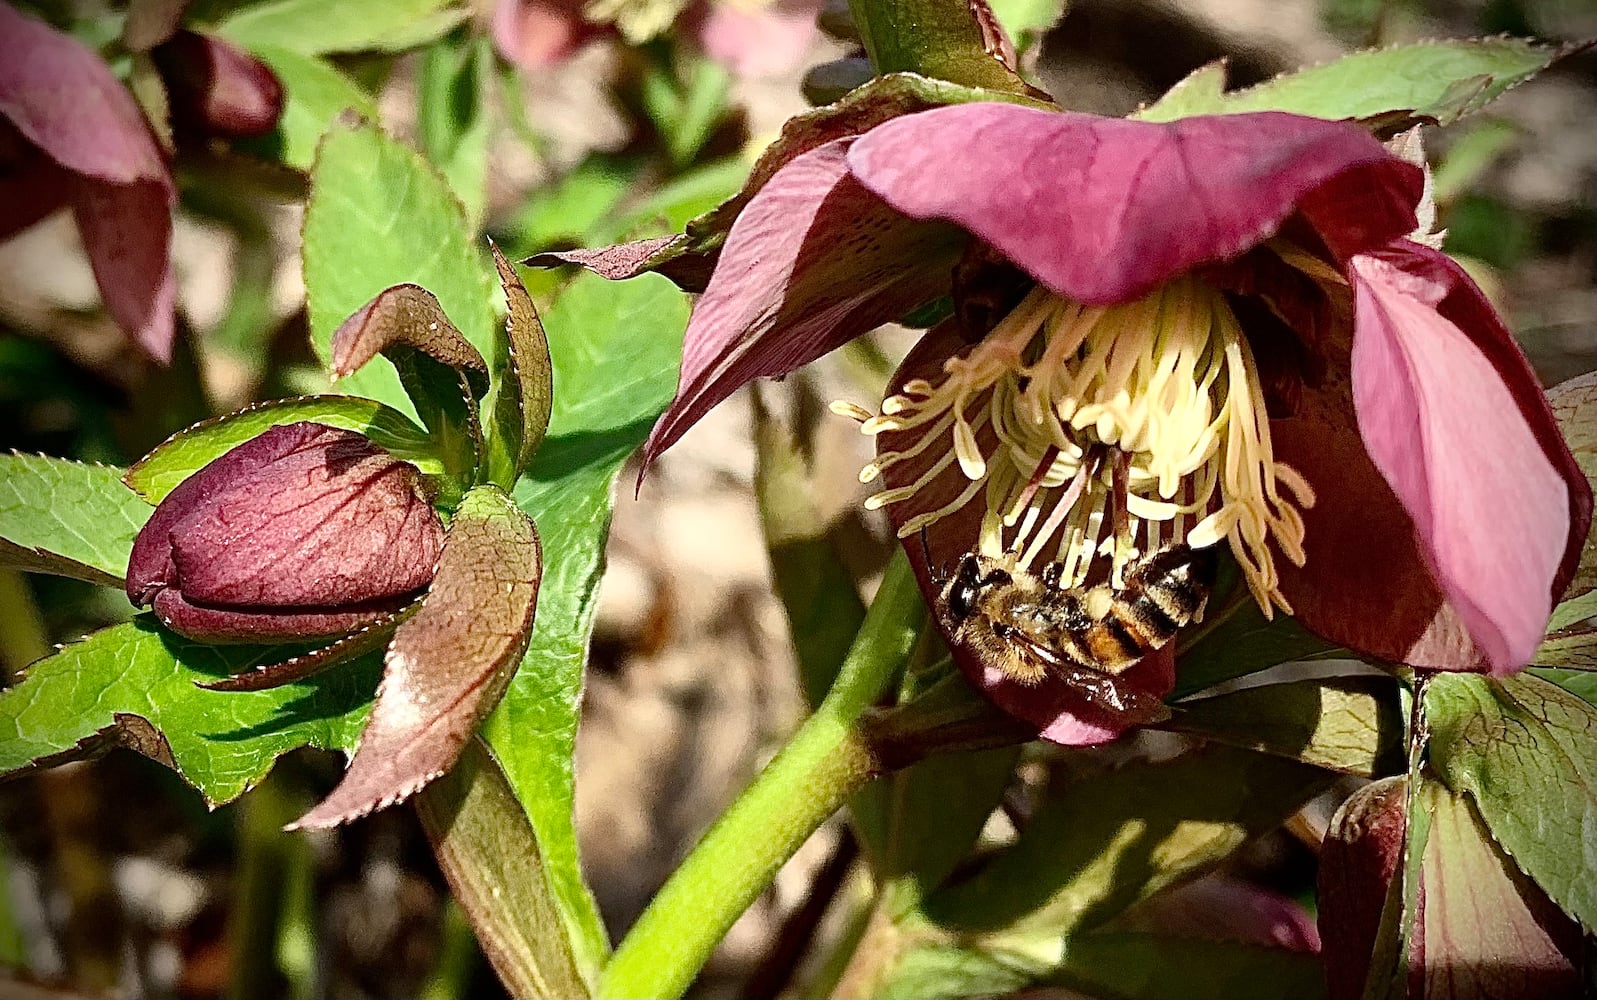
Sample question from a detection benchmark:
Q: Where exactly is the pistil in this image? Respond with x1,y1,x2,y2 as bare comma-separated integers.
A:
840,277,1315,616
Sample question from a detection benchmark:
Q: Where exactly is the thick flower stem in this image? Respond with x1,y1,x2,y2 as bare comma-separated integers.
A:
598,552,925,1000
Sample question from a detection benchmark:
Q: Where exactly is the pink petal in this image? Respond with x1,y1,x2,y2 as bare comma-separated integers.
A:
72,177,177,362
644,138,963,464
847,104,1421,305
1350,244,1575,674
0,5,166,184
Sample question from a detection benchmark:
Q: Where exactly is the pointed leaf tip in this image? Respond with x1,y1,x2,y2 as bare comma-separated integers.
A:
290,485,542,829
488,242,553,485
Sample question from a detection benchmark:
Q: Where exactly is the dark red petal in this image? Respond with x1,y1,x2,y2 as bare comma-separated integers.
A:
151,588,414,644
0,122,71,239
71,176,177,362
847,104,1421,305
643,138,963,466
0,4,166,184
168,424,443,608
1348,244,1581,673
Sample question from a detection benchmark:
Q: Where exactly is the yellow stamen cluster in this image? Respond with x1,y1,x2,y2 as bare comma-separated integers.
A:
841,276,1315,616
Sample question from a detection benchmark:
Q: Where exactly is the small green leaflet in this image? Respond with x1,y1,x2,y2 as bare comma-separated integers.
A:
0,454,152,586
214,0,466,56
0,619,374,806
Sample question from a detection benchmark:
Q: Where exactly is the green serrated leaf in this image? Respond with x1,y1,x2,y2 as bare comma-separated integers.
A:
1137,38,1579,127
1407,775,1585,996
923,746,1331,933
1169,674,1406,777
484,270,690,981
215,0,467,56
294,484,539,829
1425,672,1596,933
304,120,497,420
418,33,492,229
0,619,374,805
1529,668,1597,707
125,395,435,504
235,45,377,170
0,454,152,586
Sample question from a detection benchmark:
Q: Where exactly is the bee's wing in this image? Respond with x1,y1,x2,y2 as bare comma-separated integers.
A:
1011,634,1171,725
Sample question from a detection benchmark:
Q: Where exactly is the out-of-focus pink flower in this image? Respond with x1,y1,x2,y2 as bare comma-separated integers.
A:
575,102,1587,744
490,0,820,78
491,0,608,70
0,4,176,360
127,422,444,643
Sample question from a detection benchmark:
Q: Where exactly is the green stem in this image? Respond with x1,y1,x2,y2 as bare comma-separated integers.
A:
599,552,925,1000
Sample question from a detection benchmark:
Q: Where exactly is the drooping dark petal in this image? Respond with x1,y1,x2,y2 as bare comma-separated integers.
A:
0,5,178,361
150,588,413,644
883,322,1173,745
71,176,177,362
153,30,284,138
1347,243,1586,673
291,485,541,829
644,138,964,465
1117,874,1321,952
846,104,1421,305
165,423,443,608
0,5,166,184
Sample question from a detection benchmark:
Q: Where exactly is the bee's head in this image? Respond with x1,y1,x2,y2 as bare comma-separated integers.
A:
944,554,1010,623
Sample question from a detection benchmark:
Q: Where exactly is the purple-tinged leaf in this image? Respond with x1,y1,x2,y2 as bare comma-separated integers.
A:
332,283,489,484
486,243,553,486
644,137,963,466
847,103,1421,306
1409,776,1584,999
71,177,178,361
291,484,541,829
198,600,417,691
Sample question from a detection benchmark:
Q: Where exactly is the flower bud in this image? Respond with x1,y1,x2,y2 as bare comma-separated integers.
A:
152,30,284,139
127,422,445,643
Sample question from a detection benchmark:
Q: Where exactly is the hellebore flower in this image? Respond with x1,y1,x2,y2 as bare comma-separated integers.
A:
613,102,1590,743
127,422,445,643
151,30,285,139
0,4,176,361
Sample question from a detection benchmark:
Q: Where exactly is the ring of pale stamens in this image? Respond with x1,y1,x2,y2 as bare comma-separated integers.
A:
839,275,1316,617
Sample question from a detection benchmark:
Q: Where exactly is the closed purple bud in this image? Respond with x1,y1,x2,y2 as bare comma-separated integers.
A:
127,422,445,643
152,30,284,138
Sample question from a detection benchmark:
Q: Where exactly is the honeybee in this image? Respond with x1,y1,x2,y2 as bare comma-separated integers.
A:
933,544,1218,721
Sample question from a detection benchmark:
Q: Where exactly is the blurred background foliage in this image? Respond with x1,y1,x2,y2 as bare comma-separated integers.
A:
0,0,1590,996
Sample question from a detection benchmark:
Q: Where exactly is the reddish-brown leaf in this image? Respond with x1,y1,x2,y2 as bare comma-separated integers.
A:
489,242,553,482
290,485,541,828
